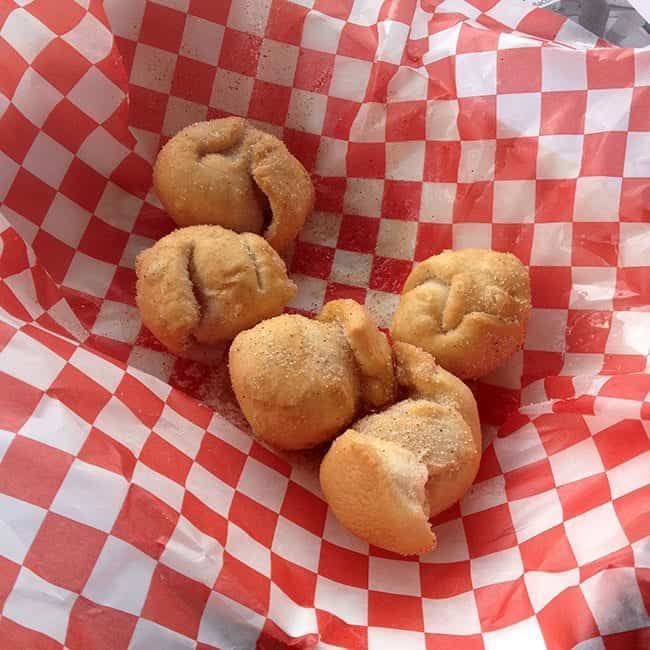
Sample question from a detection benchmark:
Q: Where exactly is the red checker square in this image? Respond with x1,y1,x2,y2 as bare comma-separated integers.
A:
581,132,627,177
475,444,504,483
495,137,537,180
492,224,533,264
586,49,634,89
294,48,334,94
529,266,571,309
475,578,534,631
43,99,98,153
171,56,215,105
229,491,278,547
415,223,453,262
107,266,137,306
60,159,106,212
0,321,14,353
32,315,77,345
111,484,179,559
249,440,291,477
426,56,457,100
32,230,75,284
189,0,232,23
219,28,261,76
346,142,386,179
552,395,596,416
127,85,168,134
182,492,227,546
535,179,576,222
110,153,152,200
62,287,102,331
0,104,39,164
601,373,650,401
271,554,317,608
423,141,460,182
0,618,61,650
48,363,112,423
453,182,493,222
566,310,611,354
580,545,634,583
24,512,106,593
67,596,137,650
463,504,516,557
520,524,577,571
602,354,646,374
167,391,212,430
140,433,192,484
386,101,426,142
196,434,246,487
457,96,496,140
382,180,422,221
420,561,471,599
142,563,210,638
0,555,20,612
0,228,30,277
380,0,419,22
280,481,327,537
538,586,598,650
518,7,565,40
84,335,131,365
5,168,56,226
336,214,379,253
248,80,292,126
535,413,591,456
139,2,186,52
314,176,346,213
457,22,499,53
26,0,85,34
544,376,575,400
0,39,28,98
319,541,368,589
78,427,136,481
620,180,650,222
33,39,89,95
339,23,377,61
317,610,368,649
115,36,136,77
325,283,367,303
368,591,424,631
630,86,650,131
266,0,308,46
32,264,61,311
558,473,611,520
425,634,484,650
314,0,354,19
0,283,31,323
0,435,73,508
476,384,521,427
498,48,541,94
603,628,650,650
283,129,320,172
322,97,360,140
541,91,586,135
291,241,335,279
260,620,318,649
0,371,42,433
595,420,650,470
572,223,619,267
370,257,413,293
505,458,555,501
78,217,129,265
365,60,399,103
214,552,270,614
615,486,650,544
134,202,175,240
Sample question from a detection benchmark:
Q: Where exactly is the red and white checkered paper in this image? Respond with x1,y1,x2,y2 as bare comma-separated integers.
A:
0,0,648,647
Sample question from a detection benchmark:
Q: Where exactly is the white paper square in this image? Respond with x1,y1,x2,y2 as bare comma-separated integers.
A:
536,134,584,179
301,11,343,53
95,397,150,455
314,137,348,176
343,178,384,217
286,89,327,135
425,100,459,141
367,628,426,650
62,13,112,64
573,177,622,222
286,274,326,313
452,223,492,250
78,126,129,177
237,457,288,512
330,56,372,102
268,584,318,637
605,311,650,355
185,463,234,518
471,546,524,589
375,219,417,260
0,151,18,201
565,502,628,565
154,404,204,460
63,252,116,298
555,18,598,48
199,591,265,649
624,132,650,177
386,141,425,181
12,68,63,128
129,619,195,650
530,223,573,266
369,557,421,596
83,535,155,615
162,96,208,137
458,140,496,183
130,43,177,93
420,182,456,223
524,307,569,352
226,523,271,576
180,15,224,65
68,68,125,123
69,347,123,393
570,267,616,311
497,93,541,139
484,616,547,650
0,9,55,63
3,568,76,643
120,234,153,271
102,0,146,40
95,182,143,232
422,591,480,634
493,180,535,223
210,69,254,115
525,568,580,613
348,0,381,25
315,576,368,626
456,51,497,97
541,49,587,92
585,88,632,134
608,451,650,500
91,300,142,345
350,103,386,142
41,193,91,249
272,516,321,573
257,39,299,87
421,519,469,564
3,270,43,320
619,223,650,267
387,67,428,101
377,20,409,65
509,489,564,544
330,249,373,287
493,422,547,473
365,290,400,329
460,475,507,516
132,462,185,511
226,0,271,36
0,493,47,564
23,133,74,189
423,22,462,66
549,438,605,487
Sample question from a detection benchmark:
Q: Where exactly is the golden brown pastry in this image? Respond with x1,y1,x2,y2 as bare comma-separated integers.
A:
391,248,531,379
228,299,396,450
153,117,314,251
319,342,481,556
135,225,296,360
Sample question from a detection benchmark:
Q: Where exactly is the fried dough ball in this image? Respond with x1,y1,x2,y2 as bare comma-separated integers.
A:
135,225,296,361
153,117,315,251
391,248,531,379
319,343,481,556
228,299,396,450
